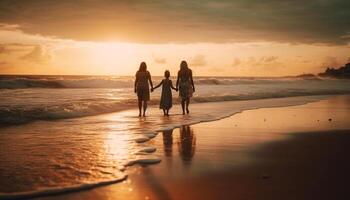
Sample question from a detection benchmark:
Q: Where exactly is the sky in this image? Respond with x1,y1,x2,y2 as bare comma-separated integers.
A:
0,0,349,76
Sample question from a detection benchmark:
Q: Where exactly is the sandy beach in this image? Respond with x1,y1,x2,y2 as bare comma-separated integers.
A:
33,95,350,200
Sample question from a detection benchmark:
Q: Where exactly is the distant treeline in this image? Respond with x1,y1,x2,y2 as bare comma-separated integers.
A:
319,62,350,78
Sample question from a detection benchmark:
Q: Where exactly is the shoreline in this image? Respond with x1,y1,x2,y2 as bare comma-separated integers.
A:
0,94,335,127
32,95,350,200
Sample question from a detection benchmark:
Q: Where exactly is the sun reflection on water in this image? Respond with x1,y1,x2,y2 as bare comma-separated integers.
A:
105,132,133,160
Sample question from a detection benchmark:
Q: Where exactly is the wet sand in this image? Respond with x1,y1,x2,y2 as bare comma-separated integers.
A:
149,130,350,200
40,96,350,200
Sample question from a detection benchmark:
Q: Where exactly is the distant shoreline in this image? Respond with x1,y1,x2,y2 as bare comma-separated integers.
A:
0,74,344,79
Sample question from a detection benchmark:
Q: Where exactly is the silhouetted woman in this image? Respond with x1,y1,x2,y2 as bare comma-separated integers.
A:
176,61,195,114
162,129,173,157
134,62,153,117
178,125,196,161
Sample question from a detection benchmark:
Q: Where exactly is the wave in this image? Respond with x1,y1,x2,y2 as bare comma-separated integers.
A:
0,77,132,89
0,175,127,200
1,89,350,126
0,78,66,89
195,77,322,85
0,76,325,89
0,102,134,125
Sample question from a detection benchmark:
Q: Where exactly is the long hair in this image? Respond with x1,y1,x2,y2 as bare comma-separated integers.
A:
139,62,147,72
180,60,188,71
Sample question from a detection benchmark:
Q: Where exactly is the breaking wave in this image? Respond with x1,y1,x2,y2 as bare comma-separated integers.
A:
0,175,127,200
0,75,324,89
1,89,350,126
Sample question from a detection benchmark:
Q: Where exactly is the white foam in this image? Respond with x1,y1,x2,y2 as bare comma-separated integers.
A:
0,174,127,200
144,132,157,139
119,166,126,171
125,156,161,166
137,147,157,153
134,136,150,143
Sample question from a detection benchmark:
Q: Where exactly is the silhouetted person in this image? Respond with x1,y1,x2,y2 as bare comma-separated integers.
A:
152,70,177,116
162,129,173,157
178,125,196,161
134,62,153,117
176,61,195,115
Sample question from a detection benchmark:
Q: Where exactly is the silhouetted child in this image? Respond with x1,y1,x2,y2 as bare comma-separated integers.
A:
152,70,177,116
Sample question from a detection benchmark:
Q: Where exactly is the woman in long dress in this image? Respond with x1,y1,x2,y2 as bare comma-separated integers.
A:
134,62,153,117
176,60,195,115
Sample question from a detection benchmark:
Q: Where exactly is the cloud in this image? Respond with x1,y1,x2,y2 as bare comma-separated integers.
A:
0,43,40,73
232,56,284,70
0,23,20,31
0,61,8,66
319,56,339,68
262,56,278,63
154,57,167,64
227,55,290,76
0,43,35,54
0,0,349,44
20,45,52,63
0,45,9,54
207,67,225,73
250,56,280,66
232,58,241,67
189,55,207,67
0,61,12,71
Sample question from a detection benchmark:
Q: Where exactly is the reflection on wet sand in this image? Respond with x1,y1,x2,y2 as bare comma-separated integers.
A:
161,125,196,163
162,129,173,157
178,125,196,161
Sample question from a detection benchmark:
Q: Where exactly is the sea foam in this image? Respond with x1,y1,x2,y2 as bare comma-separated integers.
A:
0,175,127,200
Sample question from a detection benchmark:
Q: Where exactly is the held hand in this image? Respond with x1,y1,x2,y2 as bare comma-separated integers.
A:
176,88,178,92
192,87,195,93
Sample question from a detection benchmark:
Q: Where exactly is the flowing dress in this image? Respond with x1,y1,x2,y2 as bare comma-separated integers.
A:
160,79,173,109
178,69,193,100
135,71,151,101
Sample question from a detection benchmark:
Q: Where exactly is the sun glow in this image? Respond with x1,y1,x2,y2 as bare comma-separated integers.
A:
76,42,140,75
1,26,349,76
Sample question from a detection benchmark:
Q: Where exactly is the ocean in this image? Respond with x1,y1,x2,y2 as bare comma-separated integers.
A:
1,75,350,125
1,75,350,199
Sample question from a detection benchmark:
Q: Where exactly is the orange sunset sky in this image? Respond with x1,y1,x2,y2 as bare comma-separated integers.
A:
0,0,349,76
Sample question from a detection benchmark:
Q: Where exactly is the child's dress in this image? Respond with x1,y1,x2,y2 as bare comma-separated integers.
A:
160,79,173,109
